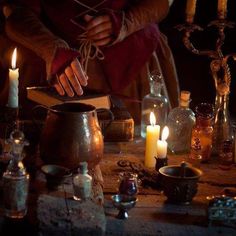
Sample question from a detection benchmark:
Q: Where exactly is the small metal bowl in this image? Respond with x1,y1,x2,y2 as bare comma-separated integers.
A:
111,194,137,219
41,164,72,190
159,162,202,204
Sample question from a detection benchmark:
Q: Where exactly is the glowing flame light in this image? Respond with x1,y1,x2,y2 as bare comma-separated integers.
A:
150,112,156,126
14,139,20,144
161,126,169,141
11,48,17,69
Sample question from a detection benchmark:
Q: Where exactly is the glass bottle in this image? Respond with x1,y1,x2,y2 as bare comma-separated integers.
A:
167,91,195,154
212,93,234,156
218,139,233,170
73,162,92,201
3,128,30,219
118,172,138,196
141,71,168,138
189,103,214,163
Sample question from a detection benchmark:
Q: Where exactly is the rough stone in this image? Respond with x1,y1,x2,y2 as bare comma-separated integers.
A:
37,194,106,236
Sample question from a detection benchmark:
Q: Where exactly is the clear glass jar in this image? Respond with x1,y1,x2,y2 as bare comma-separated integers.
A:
167,91,195,154
3,128,29,219
189,103,214,163
141,71,168,138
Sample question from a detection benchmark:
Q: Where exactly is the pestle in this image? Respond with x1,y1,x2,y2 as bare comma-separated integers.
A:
180,161,187,178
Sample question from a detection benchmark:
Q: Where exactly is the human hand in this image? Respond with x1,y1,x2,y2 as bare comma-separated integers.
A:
54,58,88,96
84,14,113,46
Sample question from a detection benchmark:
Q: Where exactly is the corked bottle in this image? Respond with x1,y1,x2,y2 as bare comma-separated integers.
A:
189,103,214,163
73,162,92,201
167,90,195,154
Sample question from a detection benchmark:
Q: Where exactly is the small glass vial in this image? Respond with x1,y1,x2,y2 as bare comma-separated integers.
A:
73,162,92,201
167,91,196,154
118,172,138,196
3,128,29,219
189,103,214,163
218,140,233,170
141,71,168,138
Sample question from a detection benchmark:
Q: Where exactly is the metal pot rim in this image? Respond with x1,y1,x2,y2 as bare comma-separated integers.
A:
49,102,96,115
159,165,202,179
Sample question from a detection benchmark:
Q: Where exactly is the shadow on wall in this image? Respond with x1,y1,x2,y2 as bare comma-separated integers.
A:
160,0,236,118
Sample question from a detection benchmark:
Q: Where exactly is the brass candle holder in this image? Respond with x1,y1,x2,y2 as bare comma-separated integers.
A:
176,13,235,155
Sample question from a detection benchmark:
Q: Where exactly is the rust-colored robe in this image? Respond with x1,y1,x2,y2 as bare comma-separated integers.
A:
1,0,179,122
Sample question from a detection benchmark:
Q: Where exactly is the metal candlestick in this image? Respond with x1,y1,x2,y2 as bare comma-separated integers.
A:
3,106,20,143
176,18,235,155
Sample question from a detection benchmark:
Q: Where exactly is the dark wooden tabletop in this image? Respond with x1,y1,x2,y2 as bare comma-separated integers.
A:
0,134,236,235
102,139,236,236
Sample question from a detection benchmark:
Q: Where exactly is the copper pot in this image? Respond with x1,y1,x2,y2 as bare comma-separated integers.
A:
40,102,104,169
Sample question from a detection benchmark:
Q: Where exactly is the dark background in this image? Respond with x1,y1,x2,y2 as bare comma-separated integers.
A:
160,0,236,118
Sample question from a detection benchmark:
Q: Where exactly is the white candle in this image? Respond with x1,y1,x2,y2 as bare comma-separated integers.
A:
8,48,19,108
145,112,160,168
156,126,169,158
218,0,228,19
186,0,197,23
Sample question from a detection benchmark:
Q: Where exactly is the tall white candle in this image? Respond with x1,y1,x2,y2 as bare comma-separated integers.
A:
8,48,19,108
145,112,160,168
156,126,169,158
186,0,197,23
218,0,228,19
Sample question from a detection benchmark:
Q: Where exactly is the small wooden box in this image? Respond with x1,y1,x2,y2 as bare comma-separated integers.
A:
98,106,134,142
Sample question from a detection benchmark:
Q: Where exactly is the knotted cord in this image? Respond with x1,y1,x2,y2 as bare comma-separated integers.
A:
71,0,107,72
77,32,105,72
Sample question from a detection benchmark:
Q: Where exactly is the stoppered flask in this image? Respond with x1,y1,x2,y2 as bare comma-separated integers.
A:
118,172,138,197
3,128,29,218
167,91,195,154
141,71,168,138
189,103,214,163
73,162,92,201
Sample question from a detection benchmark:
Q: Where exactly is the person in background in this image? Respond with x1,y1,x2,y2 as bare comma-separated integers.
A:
0,0,179,123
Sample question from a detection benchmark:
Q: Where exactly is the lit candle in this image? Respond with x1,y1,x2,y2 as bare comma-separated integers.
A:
218,0,228,19
186,0,197,23
8,48,19,108
145,112,160,168
156,126,169,158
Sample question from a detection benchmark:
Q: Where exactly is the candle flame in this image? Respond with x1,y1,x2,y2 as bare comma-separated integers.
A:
14,139,20,144
18,162,24,169
161,126,169,141
150,112,156,126
11,48,17,69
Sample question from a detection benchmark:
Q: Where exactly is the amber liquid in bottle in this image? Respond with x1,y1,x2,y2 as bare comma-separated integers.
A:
189,103,214,164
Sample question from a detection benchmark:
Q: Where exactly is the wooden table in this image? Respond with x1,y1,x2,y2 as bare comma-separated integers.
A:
0,135,236,235
101,139,236,236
